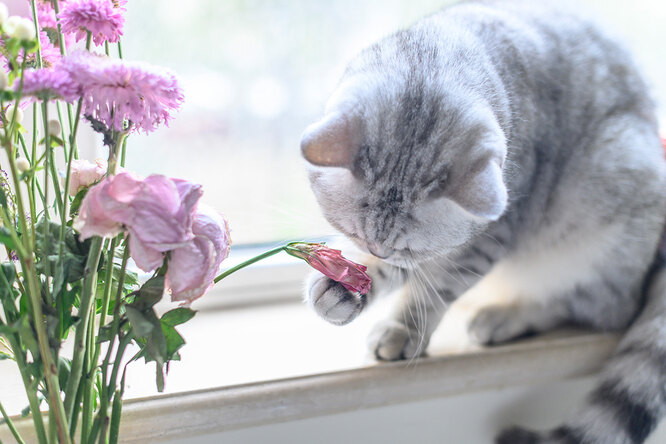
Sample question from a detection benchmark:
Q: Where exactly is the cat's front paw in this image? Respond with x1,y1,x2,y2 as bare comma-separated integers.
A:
368,320,426,361
306,273,366,325
467,304,532,345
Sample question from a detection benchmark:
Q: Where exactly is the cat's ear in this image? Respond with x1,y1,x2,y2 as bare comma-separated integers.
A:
449,157,507,221
300,113,360,168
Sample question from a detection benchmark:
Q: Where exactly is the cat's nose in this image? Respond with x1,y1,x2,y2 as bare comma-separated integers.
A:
368,243,391,259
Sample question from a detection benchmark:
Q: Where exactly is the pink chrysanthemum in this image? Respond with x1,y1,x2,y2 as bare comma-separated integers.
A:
58,0,125,46
60,51,184,133
30,0,60,29
19,68,79,101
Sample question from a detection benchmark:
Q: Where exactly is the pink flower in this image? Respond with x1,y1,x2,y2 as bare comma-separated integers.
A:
19,67,78,101
31,0,61,29
58,0,125,46
59,51,184,133
68,158,107,195
286,243,372,295
75,172,203,271
167,205,231,305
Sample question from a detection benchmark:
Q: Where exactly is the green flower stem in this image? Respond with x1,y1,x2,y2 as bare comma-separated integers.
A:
63,236,103,420
3,333,47,444
40,103,53,304
0,399,25,444
109,389,123,444
42,104,64,217
213,246,287,283
117,40,123,59
17,132,45,203
4,99,70,442
29,0,43,68
94,237,118,364
17,252,70,444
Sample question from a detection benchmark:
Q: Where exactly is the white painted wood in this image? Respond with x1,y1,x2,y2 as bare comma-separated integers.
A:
1,331,620,442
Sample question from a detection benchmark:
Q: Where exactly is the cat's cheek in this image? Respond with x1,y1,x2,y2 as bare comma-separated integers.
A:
409,198,480,255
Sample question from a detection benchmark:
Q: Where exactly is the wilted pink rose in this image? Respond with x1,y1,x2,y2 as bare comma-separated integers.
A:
75,172,203,271
286,242,371,295
167,205,231,305
68,158,107,195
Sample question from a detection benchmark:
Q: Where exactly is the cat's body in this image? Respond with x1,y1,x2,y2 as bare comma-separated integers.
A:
301,1,666,443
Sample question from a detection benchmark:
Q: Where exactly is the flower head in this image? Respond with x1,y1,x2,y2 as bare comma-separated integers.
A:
19,67,78,101
167,205,231,305
75,172,203,271
286,242,372,295
68,158,107,195
58,0,125,46
60,51,184,133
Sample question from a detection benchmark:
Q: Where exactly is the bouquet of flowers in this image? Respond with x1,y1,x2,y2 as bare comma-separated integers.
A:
0,2,372,443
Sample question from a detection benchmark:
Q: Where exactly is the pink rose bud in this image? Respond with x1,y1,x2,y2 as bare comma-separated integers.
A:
68,158,107,195
167,205,231,305
286,242,372,295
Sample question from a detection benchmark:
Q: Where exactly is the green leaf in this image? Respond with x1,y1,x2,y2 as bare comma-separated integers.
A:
69,187,88,217
131,276,165,311
161,323,185,362
34,217,92,283
0,226,17,250
161,308,196,327
57,356,71,390
0,351,12,361
125,306,154,337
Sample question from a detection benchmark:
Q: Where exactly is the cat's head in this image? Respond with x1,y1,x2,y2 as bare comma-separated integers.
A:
301,72,508,267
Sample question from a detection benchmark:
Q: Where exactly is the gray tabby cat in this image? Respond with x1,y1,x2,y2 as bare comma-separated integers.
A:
300,1,666,443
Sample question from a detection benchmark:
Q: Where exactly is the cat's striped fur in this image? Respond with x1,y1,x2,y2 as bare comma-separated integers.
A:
301,1,666,442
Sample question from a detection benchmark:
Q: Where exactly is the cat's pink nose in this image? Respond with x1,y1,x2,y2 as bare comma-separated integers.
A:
368,243,391,259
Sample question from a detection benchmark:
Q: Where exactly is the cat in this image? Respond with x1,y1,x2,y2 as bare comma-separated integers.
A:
300,1,666,443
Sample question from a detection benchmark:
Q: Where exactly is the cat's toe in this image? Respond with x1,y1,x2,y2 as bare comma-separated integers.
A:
368,320,426,361
468,305,532,345
307,275,366,325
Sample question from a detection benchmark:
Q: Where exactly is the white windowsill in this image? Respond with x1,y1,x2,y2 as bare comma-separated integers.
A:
1,293,621,442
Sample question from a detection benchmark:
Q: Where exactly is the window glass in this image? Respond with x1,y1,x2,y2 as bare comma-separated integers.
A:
122,0,666,244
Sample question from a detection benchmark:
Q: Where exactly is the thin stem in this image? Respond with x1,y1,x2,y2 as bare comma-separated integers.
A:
213,246,286,283
40,103,53,303
63,236,103,419
93,238,118,366
108,388,123,444
3,334,47,444
29,0,43,68
117,40,123,59
0,399,26,444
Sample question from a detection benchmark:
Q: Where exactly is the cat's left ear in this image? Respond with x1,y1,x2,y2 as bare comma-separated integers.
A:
449,157,507,221
300,113,361,168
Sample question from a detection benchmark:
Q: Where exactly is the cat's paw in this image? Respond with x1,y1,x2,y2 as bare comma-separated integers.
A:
306,274,366,325
467,304,532,345
367,320,426,361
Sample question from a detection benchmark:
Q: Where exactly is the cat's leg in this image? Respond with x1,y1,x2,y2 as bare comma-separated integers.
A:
368,256,489,360
305,255,407,325
445,222,646,349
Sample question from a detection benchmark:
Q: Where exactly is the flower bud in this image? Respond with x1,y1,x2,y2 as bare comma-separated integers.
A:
12,18,35,41
15,157,30,173
48,119,61,136
0,4,8,26
6,105,23,125
4,16,21,36
0,70,7,90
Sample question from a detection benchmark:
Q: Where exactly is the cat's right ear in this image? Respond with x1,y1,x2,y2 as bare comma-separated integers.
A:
300,113,360,168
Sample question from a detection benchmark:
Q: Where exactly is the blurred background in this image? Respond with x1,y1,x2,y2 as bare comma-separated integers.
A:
118,0,666,245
